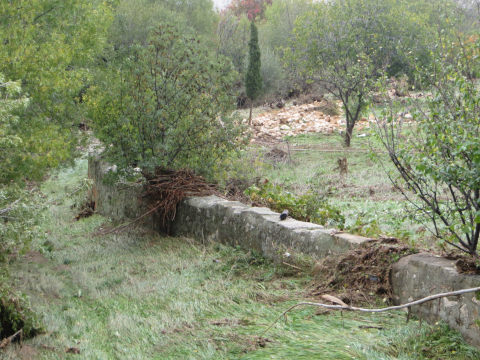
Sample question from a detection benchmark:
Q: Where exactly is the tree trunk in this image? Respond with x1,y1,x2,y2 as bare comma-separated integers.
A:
344,124,353,147
248,99,253,126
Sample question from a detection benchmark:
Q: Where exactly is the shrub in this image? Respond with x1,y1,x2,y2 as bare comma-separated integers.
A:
0,280,41,339
245,181,345,228
89,23,247,178
260,47,286,97
0,186,42,264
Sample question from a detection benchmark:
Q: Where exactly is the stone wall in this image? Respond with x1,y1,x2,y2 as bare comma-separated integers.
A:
88,156,480,348
88,157,146,221
171,196,368,260
392,254,480,347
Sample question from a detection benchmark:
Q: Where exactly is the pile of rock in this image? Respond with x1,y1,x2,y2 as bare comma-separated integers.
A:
248,101,372,141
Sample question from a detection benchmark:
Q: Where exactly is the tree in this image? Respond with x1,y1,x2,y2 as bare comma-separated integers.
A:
376,35,480,256
227,0,272,20
289,0,394,146
216,12,251,76
0,75,27,182
110,0,218,51
0,74,39,265
288,0,461,147
259,0,314,96
245,21,262,125
89,24,246,177
0,0,112,182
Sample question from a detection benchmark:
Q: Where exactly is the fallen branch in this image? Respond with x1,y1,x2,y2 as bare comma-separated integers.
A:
0,329,23,349
93,203,162,236
0,200,19,215
263,286,480,335
282,262,303,271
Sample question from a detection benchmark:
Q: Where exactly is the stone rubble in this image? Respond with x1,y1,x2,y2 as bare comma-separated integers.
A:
246,101,374,141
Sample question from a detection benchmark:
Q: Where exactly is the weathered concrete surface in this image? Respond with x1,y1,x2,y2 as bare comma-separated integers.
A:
392,253,480,347
88,157,145,221
170,195,368,259
88,157,369,259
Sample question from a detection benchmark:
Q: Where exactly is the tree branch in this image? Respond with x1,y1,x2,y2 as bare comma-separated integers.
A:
263,287,480,335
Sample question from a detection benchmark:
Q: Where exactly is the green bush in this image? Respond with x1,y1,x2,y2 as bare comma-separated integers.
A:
89,23,247,178
216,12,251,76
245,181,345,228
0,280,41,339
0,186,43,264
260,47,286,97
109,0,218,50
0,2,112,183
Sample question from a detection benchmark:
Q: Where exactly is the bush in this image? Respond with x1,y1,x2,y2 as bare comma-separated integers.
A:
0,280,41,340
109,0,218,50
245,181,345,228
216,12,251,76
89,23,247,178
260,47,286,97
0,186,43,264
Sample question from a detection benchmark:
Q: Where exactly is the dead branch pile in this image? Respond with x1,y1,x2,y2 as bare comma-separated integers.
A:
143,168,219,233
310,238,414,304
74,200,95,221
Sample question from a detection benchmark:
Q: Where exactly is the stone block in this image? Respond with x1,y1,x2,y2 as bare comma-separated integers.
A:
392,253,480,347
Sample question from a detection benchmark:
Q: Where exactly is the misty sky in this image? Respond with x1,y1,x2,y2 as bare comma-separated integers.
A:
213,0,230,10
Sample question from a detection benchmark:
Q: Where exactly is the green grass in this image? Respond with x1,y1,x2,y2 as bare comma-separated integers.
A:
246,131,438,245
1,159,479,359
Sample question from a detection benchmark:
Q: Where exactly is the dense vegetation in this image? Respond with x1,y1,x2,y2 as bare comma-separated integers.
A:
0,0,479,353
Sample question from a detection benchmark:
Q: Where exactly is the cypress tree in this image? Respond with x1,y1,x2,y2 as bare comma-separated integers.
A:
245,21,262,126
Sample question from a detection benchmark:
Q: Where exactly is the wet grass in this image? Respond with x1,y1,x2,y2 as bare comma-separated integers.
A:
249,131,430,242
1,159,479,359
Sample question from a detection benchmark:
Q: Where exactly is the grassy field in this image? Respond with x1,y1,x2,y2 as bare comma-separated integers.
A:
1,160,479,359
246,130,434,248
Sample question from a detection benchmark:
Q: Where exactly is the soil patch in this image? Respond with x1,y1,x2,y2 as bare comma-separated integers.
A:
309,238,415,305
23,251,48,265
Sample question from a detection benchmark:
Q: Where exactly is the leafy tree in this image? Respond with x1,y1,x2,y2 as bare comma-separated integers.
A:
289,0,393,146
261,0,312,52
259,0,314,96
0,74,41,264
110,0,218,51
89,24,246,177
227,0,272,20
0,75,28,182
216,12,251,76
288,0,460,146
0,0,112,182
376,35,480,256
245,21,262,125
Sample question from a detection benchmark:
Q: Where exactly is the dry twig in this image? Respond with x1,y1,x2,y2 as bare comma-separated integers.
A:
94,169,218,236
0,329,23,349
